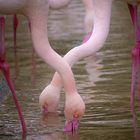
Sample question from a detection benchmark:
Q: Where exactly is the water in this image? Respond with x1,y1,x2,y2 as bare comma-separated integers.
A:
0,0,140,140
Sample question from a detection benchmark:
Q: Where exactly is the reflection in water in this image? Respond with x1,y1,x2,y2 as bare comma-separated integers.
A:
85,53,104,86
0,0,140,140
26,132,79,140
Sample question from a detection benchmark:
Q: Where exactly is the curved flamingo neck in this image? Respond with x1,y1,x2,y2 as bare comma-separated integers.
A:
82,0,94,33
51,0,113,88
27,5,77,94
82,0,94,11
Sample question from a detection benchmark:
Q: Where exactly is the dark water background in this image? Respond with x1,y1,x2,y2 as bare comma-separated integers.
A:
0,0,140,140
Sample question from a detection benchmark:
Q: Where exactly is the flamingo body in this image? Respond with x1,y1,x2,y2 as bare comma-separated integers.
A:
0,0,71,14
0,0,26,14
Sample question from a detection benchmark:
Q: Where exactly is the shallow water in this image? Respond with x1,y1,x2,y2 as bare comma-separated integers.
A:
0,0,140,140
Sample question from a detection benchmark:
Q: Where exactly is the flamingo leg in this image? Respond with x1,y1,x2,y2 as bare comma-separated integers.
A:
138,43,140,102
0,60,27,134
131,46,138,105
0,16,26,134
128,3,140,105
0,17,5,58
13,14,19,80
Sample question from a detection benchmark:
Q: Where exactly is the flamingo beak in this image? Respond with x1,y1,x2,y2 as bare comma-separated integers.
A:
64,117,79,132
42,105,48,114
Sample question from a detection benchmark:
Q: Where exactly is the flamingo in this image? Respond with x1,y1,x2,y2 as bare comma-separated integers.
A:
0,0,85,134
39,0,113,131
1,0,139,134
39,0,140,131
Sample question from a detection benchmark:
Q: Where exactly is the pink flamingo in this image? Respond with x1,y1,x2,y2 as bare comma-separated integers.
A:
0,0,85,134
39,0,113,131
40,0,140,131
1,0,139,134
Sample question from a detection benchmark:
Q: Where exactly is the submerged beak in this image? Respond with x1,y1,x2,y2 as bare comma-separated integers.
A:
64,117,79,132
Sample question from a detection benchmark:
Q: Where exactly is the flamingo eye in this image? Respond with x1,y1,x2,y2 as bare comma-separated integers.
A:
74,111,80,118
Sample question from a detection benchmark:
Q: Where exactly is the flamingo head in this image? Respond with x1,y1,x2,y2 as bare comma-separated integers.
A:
39,84,61,113
64,93,85,132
